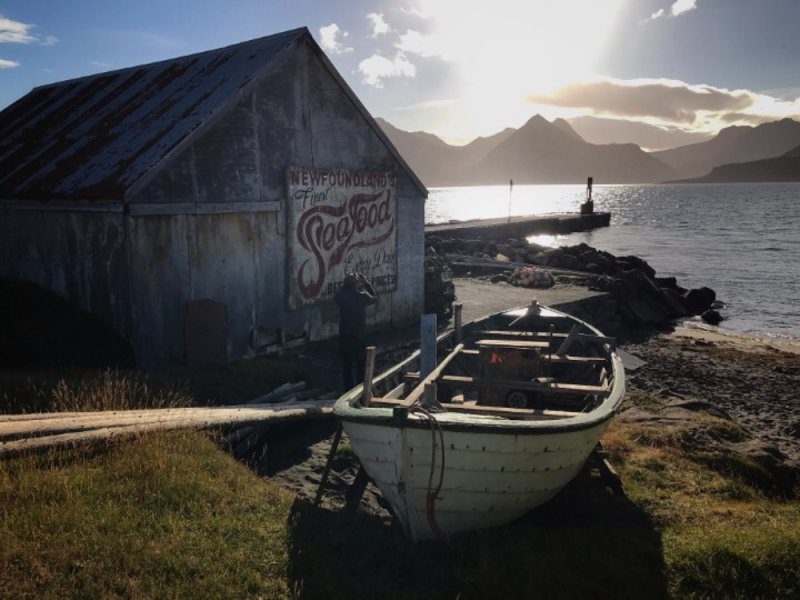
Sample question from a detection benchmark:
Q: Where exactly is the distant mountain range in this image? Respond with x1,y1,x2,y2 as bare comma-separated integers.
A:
673,143,800,183
652,118,800,180
568,115,713,151
377,115,677,186
377,116,800,187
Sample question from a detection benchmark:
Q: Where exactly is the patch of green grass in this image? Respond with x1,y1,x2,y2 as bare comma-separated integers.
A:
604,421,800,598
666,524,800,599
0,430,294,599
695,413,749,443
334,440,354,457
0,369,192,414
627,389,667,412
0,355,312,413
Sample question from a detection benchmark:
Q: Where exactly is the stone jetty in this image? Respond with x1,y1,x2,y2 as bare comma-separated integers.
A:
425,212,610,240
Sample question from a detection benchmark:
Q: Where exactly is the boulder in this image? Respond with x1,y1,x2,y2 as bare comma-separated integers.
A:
525,252,544,264
626,297,669,323
528,249,559,266
660,288,688,318
552,253,582,270
495,243,513,256
584,262,604,274
463,239,484,253
701,309,724,325
655,276,679,290
526,241,548,254
617,255,656,279
683,286,717,315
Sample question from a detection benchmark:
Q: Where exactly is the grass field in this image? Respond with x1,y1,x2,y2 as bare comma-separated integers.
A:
0,431,294,598
1,372,798,599
0,355,311,414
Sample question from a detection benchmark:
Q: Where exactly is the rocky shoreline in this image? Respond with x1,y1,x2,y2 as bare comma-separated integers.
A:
425,234,723,329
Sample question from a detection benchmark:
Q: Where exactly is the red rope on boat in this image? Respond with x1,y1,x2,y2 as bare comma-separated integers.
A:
409,403,448,543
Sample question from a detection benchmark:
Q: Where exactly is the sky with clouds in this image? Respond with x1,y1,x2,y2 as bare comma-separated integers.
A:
1,0,799,147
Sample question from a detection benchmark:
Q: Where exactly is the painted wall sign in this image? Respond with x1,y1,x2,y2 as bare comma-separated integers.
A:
286,167,398,308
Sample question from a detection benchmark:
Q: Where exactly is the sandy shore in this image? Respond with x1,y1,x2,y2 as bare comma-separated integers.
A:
623,323,800,464
672,322,800,356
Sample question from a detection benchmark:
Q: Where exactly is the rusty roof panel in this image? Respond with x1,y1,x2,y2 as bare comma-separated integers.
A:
0,27,307,200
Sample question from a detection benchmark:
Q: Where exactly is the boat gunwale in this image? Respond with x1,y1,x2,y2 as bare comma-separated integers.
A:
333,305,625,436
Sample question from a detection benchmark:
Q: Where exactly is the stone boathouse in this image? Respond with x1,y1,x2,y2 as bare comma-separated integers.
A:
0,27,427,367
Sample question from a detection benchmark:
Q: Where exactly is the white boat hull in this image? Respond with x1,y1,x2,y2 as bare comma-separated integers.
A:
343,417,610,540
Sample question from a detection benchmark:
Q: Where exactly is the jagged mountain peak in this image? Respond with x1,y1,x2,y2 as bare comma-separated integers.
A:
552,118,584,141
376,114,677,185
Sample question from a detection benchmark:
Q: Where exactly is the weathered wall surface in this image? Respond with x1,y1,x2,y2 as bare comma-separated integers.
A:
0,206,132,340
127,214,190,366
127,39,425,365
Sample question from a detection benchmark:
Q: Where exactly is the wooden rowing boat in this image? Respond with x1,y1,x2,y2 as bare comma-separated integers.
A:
333,302,625,541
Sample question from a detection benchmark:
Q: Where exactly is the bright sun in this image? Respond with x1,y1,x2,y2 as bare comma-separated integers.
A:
402,0,626,141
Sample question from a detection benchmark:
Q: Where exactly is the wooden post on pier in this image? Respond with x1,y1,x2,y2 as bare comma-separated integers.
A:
581,176,594,215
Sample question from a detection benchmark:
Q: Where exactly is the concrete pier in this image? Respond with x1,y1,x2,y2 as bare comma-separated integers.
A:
425,212,610,239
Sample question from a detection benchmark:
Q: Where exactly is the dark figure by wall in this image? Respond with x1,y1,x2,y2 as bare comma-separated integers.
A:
335,272,376,390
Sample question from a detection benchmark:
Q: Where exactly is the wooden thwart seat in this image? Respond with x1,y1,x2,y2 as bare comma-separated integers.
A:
480,330,616,348
370,396,582,420
459,348,606,364
475,338,549,349
402,373,609,396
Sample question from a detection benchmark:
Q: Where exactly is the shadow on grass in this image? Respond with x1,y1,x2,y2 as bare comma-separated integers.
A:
287,465,667,599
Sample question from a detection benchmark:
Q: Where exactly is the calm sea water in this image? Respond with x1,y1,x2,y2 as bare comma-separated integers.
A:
427,183,800,340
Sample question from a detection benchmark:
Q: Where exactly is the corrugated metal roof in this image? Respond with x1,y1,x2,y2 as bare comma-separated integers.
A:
0,27,307,200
